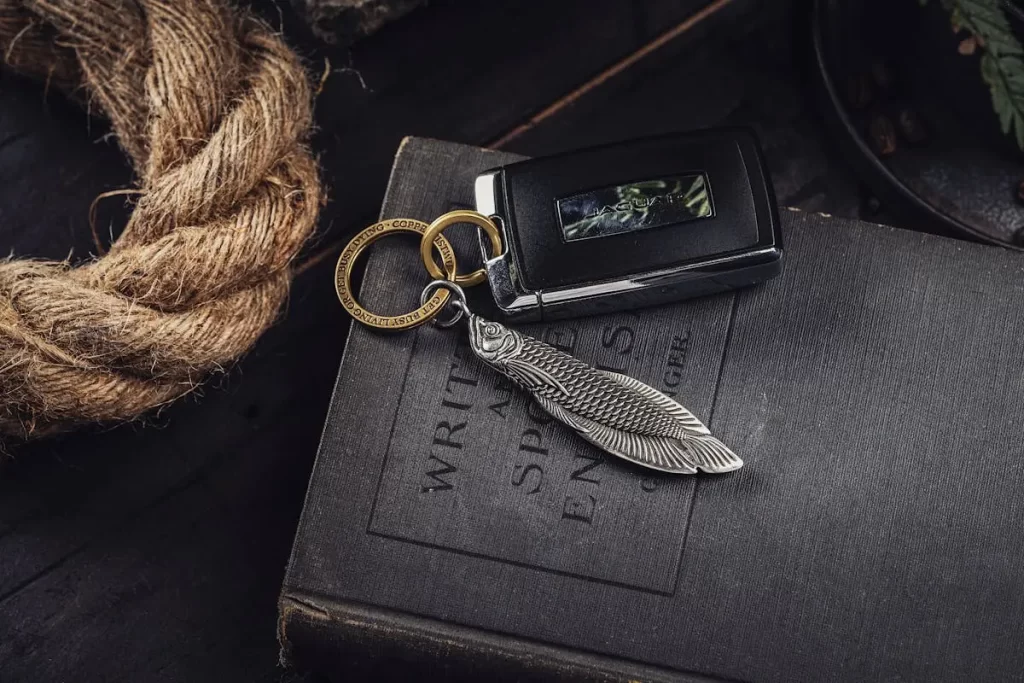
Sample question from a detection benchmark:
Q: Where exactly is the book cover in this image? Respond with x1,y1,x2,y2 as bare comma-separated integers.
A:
280,137,1024,682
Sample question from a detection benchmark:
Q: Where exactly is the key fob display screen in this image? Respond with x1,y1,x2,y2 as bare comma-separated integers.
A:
475,128,782,321
556,172,714,242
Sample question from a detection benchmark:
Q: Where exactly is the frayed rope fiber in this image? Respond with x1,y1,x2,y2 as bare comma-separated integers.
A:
0,0,321,437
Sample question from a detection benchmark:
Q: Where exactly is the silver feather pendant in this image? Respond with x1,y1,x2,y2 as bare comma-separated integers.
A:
465,313,742,475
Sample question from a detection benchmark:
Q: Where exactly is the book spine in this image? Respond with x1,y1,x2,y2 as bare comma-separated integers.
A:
278,592,722,682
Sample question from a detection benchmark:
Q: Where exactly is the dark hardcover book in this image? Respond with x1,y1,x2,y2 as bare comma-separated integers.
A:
279,138,1024,682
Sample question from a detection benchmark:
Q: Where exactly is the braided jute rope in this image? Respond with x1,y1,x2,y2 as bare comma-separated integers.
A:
0,0,321,438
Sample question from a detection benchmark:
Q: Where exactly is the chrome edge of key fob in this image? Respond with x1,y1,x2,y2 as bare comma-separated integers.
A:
474,128,783,322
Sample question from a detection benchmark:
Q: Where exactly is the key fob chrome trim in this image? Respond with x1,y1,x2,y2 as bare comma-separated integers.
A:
475,128,782,321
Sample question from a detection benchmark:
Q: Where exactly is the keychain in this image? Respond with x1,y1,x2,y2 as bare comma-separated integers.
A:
335,131,783,474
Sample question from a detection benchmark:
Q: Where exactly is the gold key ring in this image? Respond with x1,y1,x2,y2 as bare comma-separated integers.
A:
419,210,502,288
335,218,458,331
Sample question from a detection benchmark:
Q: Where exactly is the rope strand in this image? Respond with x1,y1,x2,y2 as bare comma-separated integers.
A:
0,0,321,437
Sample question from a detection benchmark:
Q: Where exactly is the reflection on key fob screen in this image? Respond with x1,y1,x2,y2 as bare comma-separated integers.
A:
556,173,714,242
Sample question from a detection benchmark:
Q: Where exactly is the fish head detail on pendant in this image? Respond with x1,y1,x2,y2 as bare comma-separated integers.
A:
467,315,523,367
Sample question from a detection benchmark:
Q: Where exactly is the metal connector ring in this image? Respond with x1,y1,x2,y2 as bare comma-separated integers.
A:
420,279,470,328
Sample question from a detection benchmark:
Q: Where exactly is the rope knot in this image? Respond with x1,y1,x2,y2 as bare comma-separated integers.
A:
0,0,321,437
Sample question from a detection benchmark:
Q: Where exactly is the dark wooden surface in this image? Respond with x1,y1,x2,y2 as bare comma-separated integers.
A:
0,1,878,681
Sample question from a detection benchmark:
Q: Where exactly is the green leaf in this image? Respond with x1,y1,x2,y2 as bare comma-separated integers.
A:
939,0,1024,150
981,52,1024,150
956,0,1022,56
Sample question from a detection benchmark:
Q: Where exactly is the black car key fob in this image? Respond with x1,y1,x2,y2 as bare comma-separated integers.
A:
473,128,782,321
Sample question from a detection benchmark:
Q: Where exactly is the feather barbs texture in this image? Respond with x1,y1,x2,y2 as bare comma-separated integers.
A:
0,0,321,437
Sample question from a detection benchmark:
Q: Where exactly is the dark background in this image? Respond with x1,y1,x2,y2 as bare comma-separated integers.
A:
0,1,891,680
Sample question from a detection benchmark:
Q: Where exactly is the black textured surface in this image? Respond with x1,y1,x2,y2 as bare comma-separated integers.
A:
283,138,1024,682
292,0,426,45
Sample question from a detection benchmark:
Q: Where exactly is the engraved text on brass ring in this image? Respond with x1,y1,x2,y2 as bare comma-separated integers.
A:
335,218,457,331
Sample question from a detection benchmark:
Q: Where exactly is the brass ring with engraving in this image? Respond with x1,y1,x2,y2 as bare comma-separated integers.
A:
335,218,458,331
419,210,502,288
